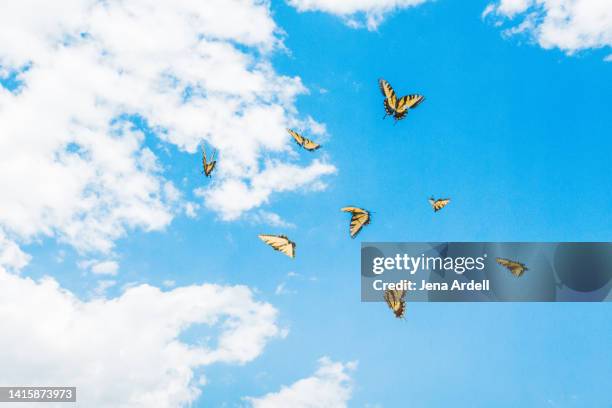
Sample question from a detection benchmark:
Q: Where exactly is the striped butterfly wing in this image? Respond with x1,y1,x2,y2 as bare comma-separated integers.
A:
301,138,321,151
378,78,397,100
396,94,425,112
383,96,397,116
202,147,208,172
202,147,217,177
288,129,321,151
204,161,216,177
202,148,217,177
258,234,296,258
288,129,305,145
380,79,400,117
341,207,371,238
384,289,406,318
496,258,527,277
393,94,425,120
429,198,450,212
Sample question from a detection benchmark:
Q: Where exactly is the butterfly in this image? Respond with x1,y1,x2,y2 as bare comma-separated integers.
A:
379,78,425,122
341,207,371,238
429,197,450,212
496,258,528,277
384,288,406,318
258,234,296,258
201,145,217,177
287,129,321,152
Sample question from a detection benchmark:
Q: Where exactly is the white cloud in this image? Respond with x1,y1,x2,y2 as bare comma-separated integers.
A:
287,0,429,30
0,230,31,271
183,202,200,218
483,0,532,18
0,4,340,406
245,357,357,407
0,267,283,408
0,0,335,257
78,259,120,276
91,260,119,276
198,159,336,221
484,0,612,58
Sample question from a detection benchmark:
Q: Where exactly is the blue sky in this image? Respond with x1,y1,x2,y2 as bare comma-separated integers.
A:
210,2,612,406
1,0,611,407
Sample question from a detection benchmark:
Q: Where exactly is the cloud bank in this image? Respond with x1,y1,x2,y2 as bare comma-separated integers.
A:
0,267,283,408
0,0,335,260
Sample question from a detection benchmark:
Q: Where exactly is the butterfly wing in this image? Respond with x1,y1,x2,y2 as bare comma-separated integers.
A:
496,258,511,268
510,262,527,277
384,289,406,318
301,138,321,151
259,234,296,258
202,147,208,170
288,129,321,151
287,129,305,146
201,146,217,177
379,78,396,100
204,161,216,177
383,98,396,116
434,199,450,212
397,94,425,111
341,207,371,238
380,79,399,118
202,146,218,177
393,94,424,120
392,94,423,119
496,258,527,277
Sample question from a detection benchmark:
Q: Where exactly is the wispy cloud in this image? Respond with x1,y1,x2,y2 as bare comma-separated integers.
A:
91,279,117,297
162,280,176,288
274,271,318,296
249,210,296,229
275,282,297,296
78,259,119,276
287,0,430,30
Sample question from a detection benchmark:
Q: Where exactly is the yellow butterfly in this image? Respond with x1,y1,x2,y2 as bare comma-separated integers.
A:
429,197,450,212
384,288,406,319
496,258,528,277
287,129,321,152
379,78,425,122
341,207,371,238
258,234,296,258
201,145,217,177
